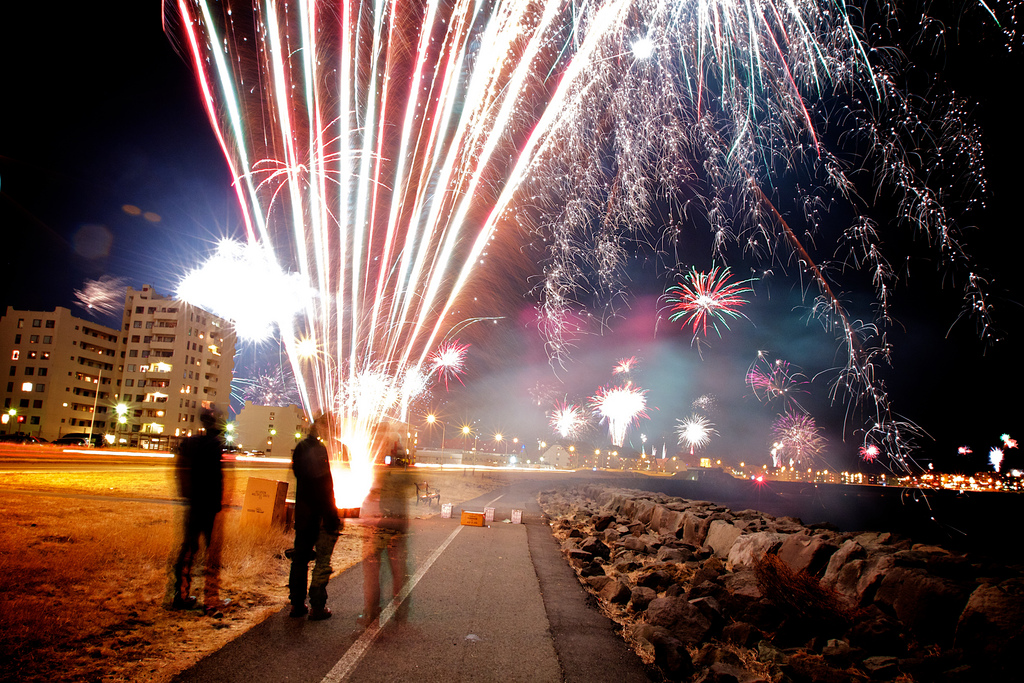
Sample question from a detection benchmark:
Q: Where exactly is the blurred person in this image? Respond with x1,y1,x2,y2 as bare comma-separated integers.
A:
359,424,414,627
288,418,342,621
170,409,227,613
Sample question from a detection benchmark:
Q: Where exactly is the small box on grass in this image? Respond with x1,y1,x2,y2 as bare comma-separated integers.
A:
241,477,289,529
460,510,486,527
441,503,453,518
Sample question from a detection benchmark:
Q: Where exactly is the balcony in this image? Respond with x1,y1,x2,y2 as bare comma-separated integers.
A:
149,339,176,350
144,362,173,375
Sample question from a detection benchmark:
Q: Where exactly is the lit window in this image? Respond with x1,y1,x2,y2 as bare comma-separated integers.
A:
21,382,32,392
10,351,18,361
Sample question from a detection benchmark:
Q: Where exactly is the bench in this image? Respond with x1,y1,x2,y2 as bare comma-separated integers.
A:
415,481,440,507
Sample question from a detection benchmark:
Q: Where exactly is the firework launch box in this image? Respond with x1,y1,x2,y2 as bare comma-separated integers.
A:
511,509,523,524
460,510,486,527
441,503,453,519
241,477,289,529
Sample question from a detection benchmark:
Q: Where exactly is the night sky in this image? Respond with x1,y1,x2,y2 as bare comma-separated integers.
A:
2,3,1021,474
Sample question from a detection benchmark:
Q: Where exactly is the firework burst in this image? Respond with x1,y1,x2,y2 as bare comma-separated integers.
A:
859,444,880,463
428,340,470,390
691,394,717,415
990,447,1005,473
549,401,589,440
771,411,827,466
746,353,808,409
676,414,718,456
665,264,754,341
589,384,648,447
613,356,639,375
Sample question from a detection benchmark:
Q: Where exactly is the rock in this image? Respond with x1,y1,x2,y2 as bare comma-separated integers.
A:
657,546,687,563
579,561,605,578
632,623,694,679
599,579,632,604
722,569,762,599
645,596,712,647
781,652,849,683
777,533,838,577
566,548,592,568
821,539,866,589
630,586,657,611
955,577,1024,671
703,517,741,556
820,638,855,667
637,569,672,590
727,532,786,570
690,596,725,633
620,535,649,553
593,514,615,532
874,566,967,645
860,655,899,678
847,605,906,655
579,536,610,560
584,575,614,592
722,620,764,648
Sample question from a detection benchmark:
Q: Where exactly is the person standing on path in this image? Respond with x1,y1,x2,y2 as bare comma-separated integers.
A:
288,418,342,621
170,409,227,613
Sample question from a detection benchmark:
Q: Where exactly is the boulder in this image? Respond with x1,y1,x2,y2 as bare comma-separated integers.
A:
777,533,837,577
593,514,615,532
599,579,632,604
579,536,610,560
645,596,712,647
630,586,657,611
727,532,786,570
955,577,1024,670
706,520,743,558
874,566,968,645
821,539,866,589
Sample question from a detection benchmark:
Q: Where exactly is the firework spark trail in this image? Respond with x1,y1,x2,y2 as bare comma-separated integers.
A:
516,1,1017,471
74,276,128,318
429,340,470,389
746,352,808,409
589,384,648,447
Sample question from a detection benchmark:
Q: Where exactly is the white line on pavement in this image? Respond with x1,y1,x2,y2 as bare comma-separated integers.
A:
321,494,505,683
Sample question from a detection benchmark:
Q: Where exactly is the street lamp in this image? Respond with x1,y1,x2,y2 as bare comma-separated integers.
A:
115,403,129,446
461,424,471,450
426,413,447,450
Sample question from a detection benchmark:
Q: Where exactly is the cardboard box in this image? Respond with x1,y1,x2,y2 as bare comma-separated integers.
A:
511,509,523,524
460,510,485,527
484,506,495,523
241,477,289,529
441,503,453,519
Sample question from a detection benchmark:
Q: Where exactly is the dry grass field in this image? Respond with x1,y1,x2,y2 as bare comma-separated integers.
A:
0,464,502,683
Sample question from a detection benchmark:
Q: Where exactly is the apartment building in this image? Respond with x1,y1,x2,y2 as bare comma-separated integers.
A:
116,285,235,446
233,400,308,455
0,285,236,446
0,307,119,440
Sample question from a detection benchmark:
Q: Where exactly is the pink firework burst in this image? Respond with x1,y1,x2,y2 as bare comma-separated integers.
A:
549,402,588,439
859,444,880,462
665,264,754,339
428,340,470,389
771,411,826,466
957,446,973,456
589,384,648,447
1001,434,1018,449
746,354,808,406
612,356,638,375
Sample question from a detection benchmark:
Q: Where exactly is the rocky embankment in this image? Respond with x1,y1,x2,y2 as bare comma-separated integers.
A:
538,485,1024,682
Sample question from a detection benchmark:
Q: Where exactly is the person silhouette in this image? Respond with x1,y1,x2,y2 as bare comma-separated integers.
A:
288,418,342,620
170,409,227,613
359,424,414,626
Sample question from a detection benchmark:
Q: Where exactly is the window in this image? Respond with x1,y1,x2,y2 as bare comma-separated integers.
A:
17,319,24,328
136,395,144,402
124,379,134,387
143,336,151,343
29,335,38,343
148,307,156,314
41,353,49,360
38,368,47,377
21,382,32,391
133,321,142,328
33,400,42,409
141,351,150,358
27,351,36,359
19,399,29,408
4,382,10,391
129,350,138,357
43,336,52,344
145,322,153,329
14,334,21,344
45,320,55,328
30,416,39,425
135,306,144,313
32,319,41,327
9,365,15,375
127,364,136,372
137,380,147,388
10,351,18,361
24,367,34,376
35,384,45,393
131,335,140,343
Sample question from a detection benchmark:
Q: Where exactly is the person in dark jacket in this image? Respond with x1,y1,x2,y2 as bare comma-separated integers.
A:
170,409,226,612
288,419,342,620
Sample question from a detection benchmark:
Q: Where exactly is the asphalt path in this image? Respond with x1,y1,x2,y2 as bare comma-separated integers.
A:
173,479,651,683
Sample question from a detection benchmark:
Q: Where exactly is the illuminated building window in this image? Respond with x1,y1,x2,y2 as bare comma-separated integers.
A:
10,351,18,361
21,382,32,392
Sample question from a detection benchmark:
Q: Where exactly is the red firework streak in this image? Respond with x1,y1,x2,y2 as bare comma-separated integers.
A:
666,264,754,339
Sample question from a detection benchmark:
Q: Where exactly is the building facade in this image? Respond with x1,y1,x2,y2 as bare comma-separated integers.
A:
233,400,308,455
0,285,236,446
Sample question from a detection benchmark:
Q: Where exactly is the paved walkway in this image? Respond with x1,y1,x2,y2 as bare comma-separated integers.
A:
173,477,650,682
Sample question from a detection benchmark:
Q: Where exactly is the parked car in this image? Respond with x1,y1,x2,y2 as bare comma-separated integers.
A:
52,432,105,447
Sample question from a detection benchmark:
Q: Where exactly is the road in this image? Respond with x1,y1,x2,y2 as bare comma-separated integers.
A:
172,478,651,683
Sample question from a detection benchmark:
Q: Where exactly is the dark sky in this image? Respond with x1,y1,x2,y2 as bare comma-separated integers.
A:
1,3,1021,474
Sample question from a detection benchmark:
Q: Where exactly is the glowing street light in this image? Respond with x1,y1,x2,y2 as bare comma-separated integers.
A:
427,413,446,450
